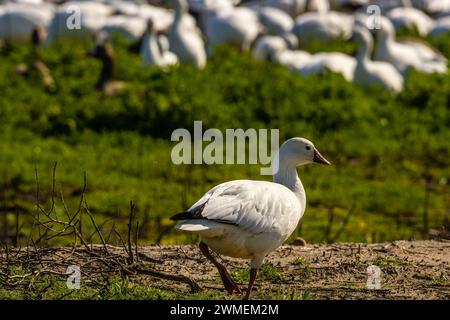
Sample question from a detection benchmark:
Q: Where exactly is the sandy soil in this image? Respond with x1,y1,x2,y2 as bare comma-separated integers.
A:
140,240,450,299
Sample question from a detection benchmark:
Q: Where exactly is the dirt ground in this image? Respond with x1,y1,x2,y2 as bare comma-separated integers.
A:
142,240,450,299
1,240,449,299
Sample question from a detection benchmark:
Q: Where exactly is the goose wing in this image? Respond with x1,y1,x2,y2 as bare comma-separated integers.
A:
171,179,302,234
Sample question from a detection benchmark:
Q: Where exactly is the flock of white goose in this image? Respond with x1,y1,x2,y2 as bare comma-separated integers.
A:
1,0,450,93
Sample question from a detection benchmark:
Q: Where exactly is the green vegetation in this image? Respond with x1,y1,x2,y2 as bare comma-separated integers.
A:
292,257,311,266
373,257,406,267
0,276,221,300
0,35,449,246
231,262,284,283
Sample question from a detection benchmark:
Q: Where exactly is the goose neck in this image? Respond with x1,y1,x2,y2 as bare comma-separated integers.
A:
401,0,412,7
357,38,371,62
378,29,394,44
273,164,306,209
173,1,186,22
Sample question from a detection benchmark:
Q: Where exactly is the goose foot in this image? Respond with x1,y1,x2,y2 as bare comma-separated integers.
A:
218,266,241,294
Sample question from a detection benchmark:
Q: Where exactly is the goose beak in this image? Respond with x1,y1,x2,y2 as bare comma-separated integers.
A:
313,149,331,165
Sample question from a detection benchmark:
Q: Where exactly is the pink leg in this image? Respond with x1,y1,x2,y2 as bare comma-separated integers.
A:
199,242,241,294
243,268,258,300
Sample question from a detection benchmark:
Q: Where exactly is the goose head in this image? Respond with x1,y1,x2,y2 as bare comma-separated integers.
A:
375,16,396,42
281,32,299,49
279,137,330,167
351,25,372,46
145,18,155,34
351,25,374,58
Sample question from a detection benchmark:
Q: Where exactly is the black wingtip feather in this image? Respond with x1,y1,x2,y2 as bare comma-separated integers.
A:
170,212,191,221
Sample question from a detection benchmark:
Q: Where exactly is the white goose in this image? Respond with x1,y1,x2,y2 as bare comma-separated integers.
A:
352,26,404,94
260,0,308,18
137,3,174,32
0,3,54,42
45,1,113,44
107,0,140,16
411,0,450,18
204,5,261,52
299,52,356,81
253,35,355,81
100,15,147,42
167,0,207,68
373,17,447,75
171,137,330,299
386,0,434,36
140,19,178,68
292,10,354,46
251,6,294,36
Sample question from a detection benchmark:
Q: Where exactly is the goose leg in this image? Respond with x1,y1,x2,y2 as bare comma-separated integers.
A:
243,268,258,300
199,242,241,294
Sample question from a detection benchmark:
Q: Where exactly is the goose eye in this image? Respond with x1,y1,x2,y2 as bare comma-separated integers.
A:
305,145,311,151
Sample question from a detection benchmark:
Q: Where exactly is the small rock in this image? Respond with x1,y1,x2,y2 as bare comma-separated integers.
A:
292,237,307,246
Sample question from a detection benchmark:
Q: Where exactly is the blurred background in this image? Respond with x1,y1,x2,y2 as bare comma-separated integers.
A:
0,0,449,246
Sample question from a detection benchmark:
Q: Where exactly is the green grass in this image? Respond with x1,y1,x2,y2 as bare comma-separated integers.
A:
0,35,449,246
0,277,221,300
373,257,406,267
292,257,311,266
231,262,284,283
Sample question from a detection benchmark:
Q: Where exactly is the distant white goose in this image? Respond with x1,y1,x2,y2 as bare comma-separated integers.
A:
250,6,294,36
140,19,178,68
0,3,54,42
260,0,308,18
100,15,147,42
167,0,207,68
307,0,330,13
158,35,179,66
171,137,330,299
387,4,434,36
253,35,355,81
293,10,354,46
299,52,356,81
260,0,329,17
137,3,175,32
374,17,447,74
45,1,113,44
252,35,300,61
107,0,140,16
205,5,261,52
411,0,450,18
352,26,404,94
